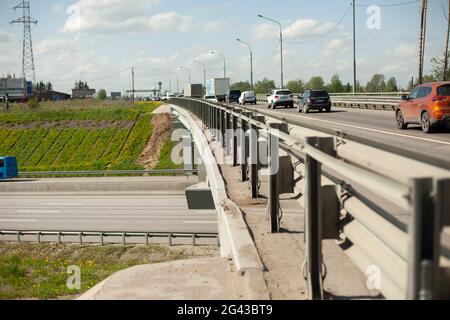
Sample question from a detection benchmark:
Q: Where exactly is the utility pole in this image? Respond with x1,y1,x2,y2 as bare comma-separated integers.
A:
11,0,38,83
419,0,428,84
352,0,357,94
131,67,135,102
444,0,450,81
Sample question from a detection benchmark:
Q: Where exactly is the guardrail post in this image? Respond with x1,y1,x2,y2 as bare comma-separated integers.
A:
17,232,21,243
250,116,265,198
220,109,226,148
226,107,233,156
239,112,252,182
407,177,441,300
303,136,334,300
232,111,239,166
268,123,280,233
37,232,40,244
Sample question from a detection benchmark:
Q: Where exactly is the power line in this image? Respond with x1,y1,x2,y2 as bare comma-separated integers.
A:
284,4,352,45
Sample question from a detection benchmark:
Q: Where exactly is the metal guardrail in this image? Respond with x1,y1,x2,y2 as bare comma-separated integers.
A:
169,97,450,300
18,169,198,177
0,230,219,246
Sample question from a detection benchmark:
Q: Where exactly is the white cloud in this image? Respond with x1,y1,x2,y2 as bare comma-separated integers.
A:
252,22,278,41
327,39,344,50
391,44,416,58
0,31,15,42
53,3,64,13
283,19,335,39
35,38,74,55
62,0,220,34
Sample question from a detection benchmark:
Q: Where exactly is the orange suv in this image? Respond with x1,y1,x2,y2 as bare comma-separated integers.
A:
396,82,450,133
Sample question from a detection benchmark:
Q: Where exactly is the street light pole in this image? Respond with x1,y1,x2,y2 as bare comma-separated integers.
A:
193,59,207,91
258,14,283,88
210,51,226,78
237,38,254,91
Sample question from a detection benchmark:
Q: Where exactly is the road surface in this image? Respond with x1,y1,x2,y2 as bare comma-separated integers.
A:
0,193,217,235
248,104,450,163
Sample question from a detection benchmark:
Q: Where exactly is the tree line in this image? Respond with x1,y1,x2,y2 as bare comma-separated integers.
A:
231,53,448,94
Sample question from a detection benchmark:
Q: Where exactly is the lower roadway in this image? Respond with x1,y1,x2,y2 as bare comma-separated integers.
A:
0,193,217,234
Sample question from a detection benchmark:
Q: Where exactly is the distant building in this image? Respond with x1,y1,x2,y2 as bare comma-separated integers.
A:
72,88,96,99
111,92,122,100
40,90,71,101
0,76,28,101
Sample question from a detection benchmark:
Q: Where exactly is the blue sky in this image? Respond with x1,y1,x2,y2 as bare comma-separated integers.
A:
0,0,448,94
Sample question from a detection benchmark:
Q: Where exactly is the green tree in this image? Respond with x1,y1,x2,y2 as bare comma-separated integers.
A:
306,76,325,90
286,79,305,93
327,74,345,93
97,89,107,100
230,81,251,92
345,83,352,93
430,54,450,81
254,78,276,94
365,74,386,92
385,77,398,92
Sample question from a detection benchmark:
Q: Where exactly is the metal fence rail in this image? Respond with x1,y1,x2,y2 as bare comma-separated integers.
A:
18,169,198,177
169,97,450,300
0,230,219,247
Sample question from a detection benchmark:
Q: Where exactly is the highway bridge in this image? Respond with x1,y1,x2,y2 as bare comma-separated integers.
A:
166,97,450,300
1,99,449,300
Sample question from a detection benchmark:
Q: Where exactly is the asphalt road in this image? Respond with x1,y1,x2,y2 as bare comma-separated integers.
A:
0,193,217,234
249,103,450,162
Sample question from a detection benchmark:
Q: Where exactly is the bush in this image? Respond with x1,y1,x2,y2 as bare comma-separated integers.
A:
27,98,39,110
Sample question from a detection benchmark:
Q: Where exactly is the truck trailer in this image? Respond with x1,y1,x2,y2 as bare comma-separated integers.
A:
206,78,230,102
184,84,203,98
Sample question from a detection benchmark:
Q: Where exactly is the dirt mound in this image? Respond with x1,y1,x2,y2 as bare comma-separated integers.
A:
137,113,172,169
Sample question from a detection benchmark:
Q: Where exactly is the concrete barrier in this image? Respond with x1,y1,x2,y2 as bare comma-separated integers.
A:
0,176,197,193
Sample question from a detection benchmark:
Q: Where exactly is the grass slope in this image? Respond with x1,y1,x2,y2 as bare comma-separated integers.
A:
0,101,161,171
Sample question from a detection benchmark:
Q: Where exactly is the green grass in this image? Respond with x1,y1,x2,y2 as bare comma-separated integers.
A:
154,138,184,170
0,242,218,300
0,101,162,172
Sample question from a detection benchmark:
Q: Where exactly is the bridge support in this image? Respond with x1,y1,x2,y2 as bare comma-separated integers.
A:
250,116,265,198
303,136,334,300
268,123,280,233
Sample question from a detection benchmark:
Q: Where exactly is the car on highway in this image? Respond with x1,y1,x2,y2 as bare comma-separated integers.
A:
267,89,294,109
297,89,332,113
226,90,241,104
203,95,219,103
239,91,257,105
396,82,450,133
0,157,18,180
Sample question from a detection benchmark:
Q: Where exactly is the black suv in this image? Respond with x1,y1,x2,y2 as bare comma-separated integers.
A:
298,89,331,113
226,90,241,103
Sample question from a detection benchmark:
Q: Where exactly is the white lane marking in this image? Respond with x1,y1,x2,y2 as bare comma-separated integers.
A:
291,114,450,146
41,203,83,206
0,219,36,222
182,221,217,224
17,210,60,214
